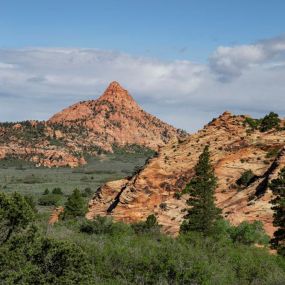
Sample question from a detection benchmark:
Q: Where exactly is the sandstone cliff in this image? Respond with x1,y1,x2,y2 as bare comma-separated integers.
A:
87,112,285,236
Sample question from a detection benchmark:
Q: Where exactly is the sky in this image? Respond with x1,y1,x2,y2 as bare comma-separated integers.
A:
1,0,285,131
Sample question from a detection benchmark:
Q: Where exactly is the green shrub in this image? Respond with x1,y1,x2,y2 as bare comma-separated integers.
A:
236,169,255,187
80,216,114,235
244,117,261,130
266,147,280,158
43,188,49,195
260,112,280,132
64,189,86,218
52,187,63,195
38,194,61,206
131,214,161,234
229,221,270,245
0,192,35,244
81,187,92,197
24,195,37,214
0,228,92,284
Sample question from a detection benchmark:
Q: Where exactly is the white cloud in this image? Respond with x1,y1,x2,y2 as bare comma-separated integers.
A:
0,36,285,131
209,35,285,81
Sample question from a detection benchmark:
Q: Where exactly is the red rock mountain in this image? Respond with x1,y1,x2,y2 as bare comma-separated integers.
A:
48,81,181,152
87,112,285,236
0,82,182,167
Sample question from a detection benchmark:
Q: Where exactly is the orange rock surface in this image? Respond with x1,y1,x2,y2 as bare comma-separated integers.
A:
48,81,181,151
87,112,285,236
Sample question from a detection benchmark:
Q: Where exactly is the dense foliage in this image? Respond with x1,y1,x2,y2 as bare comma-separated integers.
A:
0,192,35,244
180,145,222,235
1,190,285,284
244,112,281,132
64,188,86,218
260,112,281,132
270,167,285,256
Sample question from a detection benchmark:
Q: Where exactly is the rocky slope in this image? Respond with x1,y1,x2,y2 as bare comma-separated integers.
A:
48,81,181,152
87,112,285,236
0,82,181,167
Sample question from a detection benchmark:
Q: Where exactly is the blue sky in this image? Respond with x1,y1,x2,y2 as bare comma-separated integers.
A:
0,1,285,131
1,0,285,61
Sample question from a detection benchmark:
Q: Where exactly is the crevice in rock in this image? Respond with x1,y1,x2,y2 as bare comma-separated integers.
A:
254,147,285,197
106,154,156,213
107,184,128,213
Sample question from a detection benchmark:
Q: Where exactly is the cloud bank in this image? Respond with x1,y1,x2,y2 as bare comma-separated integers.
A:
1,35,285,131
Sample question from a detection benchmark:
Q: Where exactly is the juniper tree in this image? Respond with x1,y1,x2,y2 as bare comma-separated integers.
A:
0,192,35,244
180,145,222,235
260,112,280,132
64,188,86,218
269,167,285,256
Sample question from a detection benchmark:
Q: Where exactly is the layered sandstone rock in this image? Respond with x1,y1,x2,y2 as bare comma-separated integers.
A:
87,112,285,236
0,81,181,167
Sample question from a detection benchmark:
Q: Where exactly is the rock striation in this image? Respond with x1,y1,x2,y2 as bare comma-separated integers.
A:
87,112,285,236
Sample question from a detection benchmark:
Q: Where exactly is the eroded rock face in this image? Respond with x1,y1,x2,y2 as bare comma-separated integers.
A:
87,112,285,236
0,81,181,167
48,81,181,152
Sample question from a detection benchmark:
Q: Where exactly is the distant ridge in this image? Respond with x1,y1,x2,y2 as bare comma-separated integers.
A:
0,81,183,167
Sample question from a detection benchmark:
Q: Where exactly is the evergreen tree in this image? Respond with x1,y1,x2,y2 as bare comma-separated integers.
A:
64,189,86,218
180,145,222,235
0,192,35,244
269,167,285,256
260,112,280,132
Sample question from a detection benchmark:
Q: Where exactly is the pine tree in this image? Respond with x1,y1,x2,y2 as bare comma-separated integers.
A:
180,145,222,235
269,167,285,256
64,188,86,218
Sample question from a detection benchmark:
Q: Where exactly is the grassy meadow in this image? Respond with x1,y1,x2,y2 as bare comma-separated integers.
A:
0,148,153,214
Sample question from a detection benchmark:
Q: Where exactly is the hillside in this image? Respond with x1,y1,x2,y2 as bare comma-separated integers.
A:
0,82,181,167
87,111,285,236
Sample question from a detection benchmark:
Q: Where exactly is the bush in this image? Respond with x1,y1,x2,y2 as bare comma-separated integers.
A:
159,202,167,210
0,192,35,244
236,169,255,187
52,187,63,195
24,195,37,214
38,194,61,206
43,188,49,195
81,187,92,197
229,221,270,245
64,189,86,218
244,117,261,130
131,214,161,234
80,216,114,235
266,147,280,158
260,112,280,132
0,228,93,284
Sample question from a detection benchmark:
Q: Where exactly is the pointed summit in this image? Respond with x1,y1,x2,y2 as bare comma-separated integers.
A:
101,81,128,97
106,81,126,92
48,81,179,152
99,81,138,107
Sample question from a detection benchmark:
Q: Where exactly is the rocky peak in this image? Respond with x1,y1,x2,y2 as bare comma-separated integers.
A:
98,81,139,109
105,81,126,93
46,81,180,152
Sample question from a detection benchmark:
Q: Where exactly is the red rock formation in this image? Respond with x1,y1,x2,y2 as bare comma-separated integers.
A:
87,112,285,236
0,81,181,167
48,81,180,151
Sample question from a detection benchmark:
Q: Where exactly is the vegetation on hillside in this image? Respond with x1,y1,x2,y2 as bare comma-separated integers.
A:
1,146,285,284
270,167,285,256
180,145,222,235
244,111,281,132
